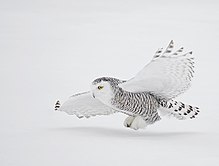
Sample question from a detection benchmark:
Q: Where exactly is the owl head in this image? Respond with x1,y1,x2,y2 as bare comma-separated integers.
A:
91,77,117,105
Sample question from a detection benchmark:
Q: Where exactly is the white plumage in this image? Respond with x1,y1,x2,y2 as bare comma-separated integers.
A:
57,91,115,118
119,40,194,100
55,41,199,130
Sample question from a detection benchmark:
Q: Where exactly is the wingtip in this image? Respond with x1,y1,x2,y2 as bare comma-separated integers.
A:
55,100,61,111
185,51,193,56
163,40,174,54
168,40,174,46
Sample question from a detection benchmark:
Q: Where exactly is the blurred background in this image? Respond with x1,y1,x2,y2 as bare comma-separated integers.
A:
0,0,219,165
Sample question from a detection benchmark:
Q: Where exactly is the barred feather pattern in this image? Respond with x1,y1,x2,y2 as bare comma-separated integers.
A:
111,88,161,124
158,99,200,120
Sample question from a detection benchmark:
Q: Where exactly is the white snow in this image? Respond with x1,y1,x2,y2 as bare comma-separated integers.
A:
1,0,219,165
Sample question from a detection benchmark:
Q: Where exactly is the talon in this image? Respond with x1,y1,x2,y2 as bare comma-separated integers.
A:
124,116,135,128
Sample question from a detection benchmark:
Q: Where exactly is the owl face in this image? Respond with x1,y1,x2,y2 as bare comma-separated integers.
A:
91,80,114,106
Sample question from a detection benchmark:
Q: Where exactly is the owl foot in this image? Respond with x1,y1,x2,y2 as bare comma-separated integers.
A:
130,116,147,130
123,116,135,127
124,116,147,130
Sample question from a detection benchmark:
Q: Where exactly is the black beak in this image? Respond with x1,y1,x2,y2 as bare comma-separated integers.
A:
92,93,95,98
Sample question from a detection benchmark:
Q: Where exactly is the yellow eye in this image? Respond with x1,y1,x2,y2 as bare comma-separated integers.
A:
97,86,104,90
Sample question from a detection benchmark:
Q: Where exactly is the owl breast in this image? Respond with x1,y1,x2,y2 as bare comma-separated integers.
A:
111,89,159,117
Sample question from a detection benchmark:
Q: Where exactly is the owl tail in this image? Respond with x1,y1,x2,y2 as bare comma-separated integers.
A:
158,100,200,120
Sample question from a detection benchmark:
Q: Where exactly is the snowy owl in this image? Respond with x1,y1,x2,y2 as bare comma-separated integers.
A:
55,41,200,130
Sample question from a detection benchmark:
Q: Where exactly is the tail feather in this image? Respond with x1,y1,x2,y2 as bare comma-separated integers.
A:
158,99,200,120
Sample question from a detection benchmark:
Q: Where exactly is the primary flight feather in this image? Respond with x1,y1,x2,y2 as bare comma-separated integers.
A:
55,41,200,130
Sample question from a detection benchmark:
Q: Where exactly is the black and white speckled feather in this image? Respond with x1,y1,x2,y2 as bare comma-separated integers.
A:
112,88,161,124
158,99,200,120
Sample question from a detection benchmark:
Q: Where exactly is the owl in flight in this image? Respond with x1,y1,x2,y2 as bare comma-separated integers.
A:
55,41,200,130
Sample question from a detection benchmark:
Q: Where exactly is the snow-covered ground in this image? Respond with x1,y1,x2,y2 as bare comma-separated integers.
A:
1,0,219,165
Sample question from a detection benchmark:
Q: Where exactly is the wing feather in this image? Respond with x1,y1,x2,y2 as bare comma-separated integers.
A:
56,91,116,118
119,41,195,100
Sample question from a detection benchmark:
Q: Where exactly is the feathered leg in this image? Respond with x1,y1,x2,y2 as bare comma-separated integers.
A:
123,116,135,128
123,112,161,130
124,116,147,130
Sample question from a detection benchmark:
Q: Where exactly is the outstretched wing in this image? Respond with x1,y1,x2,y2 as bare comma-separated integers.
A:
55,91,116,118
119,40,194,100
